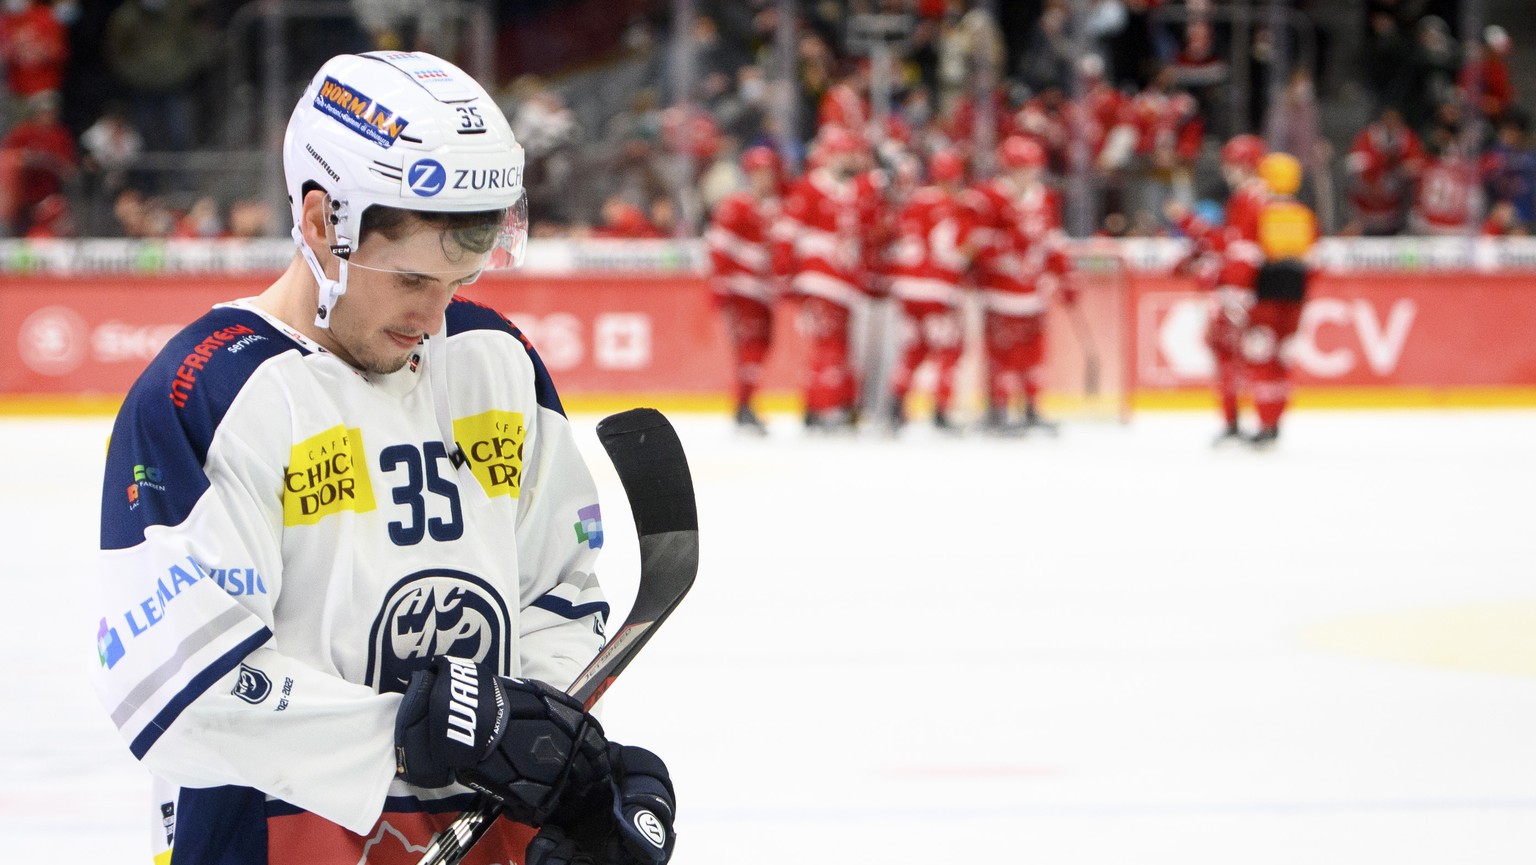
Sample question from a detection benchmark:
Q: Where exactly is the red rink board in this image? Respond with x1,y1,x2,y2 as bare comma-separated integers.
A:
0,273,807,399
2,269,1535,403
1128,272,1536,390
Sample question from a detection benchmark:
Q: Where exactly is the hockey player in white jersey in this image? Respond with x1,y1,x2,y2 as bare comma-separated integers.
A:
92,52,675,865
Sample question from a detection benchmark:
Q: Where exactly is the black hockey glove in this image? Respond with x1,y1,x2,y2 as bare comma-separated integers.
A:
525,744,677,865
394,656,612,826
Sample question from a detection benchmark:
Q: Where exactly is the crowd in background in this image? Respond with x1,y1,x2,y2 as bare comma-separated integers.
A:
0,0,1531,242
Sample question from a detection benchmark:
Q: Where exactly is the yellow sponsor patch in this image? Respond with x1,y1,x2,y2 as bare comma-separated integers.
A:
283,426,378,525
453,410,527,499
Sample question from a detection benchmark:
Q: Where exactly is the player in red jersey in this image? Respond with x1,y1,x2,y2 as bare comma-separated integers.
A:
1344,107,1424,235
705,145,786,434
883,148,973,432
1245,152,1317,447
777,125,887,430
966,135,1075,433
1167,133,1269,443
1410,133,1483,235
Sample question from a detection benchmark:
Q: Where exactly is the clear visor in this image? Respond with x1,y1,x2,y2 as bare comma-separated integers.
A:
331,189,529,281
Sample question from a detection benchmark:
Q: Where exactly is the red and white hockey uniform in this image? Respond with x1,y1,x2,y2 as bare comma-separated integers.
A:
1126,88,1204,166
1411,153,1482,235
818,82,870,137
706,190,783,305
1171,176,1268,430
966,177,1072,413
884,183,973,415
1345,121,1424,234
705,188,785,413
778,166,886,416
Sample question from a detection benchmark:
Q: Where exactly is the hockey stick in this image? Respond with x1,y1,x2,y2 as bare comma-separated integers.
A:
1065,301,1101,397
413,407,700,865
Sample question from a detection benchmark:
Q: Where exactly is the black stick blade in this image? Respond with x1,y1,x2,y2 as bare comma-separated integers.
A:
596,408,698,536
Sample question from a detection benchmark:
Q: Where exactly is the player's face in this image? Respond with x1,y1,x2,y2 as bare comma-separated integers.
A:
327,224,485,374
747,166,778,197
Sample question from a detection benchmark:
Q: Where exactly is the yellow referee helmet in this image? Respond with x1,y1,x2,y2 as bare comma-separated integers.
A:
1258,152,1303,196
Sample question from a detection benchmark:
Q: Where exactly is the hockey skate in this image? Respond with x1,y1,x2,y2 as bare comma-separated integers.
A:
803,407,856,435
932,408,963,435
977,404,1022,437
1010,404,1060,436
734,405,769,436
1211,423,1245,448
1247,425,1280,449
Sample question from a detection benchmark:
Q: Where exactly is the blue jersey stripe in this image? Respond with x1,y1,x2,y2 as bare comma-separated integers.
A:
530,594,611,624
129,627,273,760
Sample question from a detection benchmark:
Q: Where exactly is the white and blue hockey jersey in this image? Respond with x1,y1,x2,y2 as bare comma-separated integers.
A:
92,296,609,864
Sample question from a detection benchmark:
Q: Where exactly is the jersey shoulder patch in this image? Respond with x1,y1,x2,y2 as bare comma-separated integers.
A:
445,296,566,417
102,307,302,550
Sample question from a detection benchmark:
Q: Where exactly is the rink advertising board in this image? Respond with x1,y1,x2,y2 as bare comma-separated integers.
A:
4,237,1536,411
1130,271,1536,403
0,271,795,407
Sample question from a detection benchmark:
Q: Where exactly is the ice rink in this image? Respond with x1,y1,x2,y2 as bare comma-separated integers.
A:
4,408,1534,864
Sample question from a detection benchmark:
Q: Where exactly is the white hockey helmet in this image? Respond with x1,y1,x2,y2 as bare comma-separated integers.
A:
282,51,528,327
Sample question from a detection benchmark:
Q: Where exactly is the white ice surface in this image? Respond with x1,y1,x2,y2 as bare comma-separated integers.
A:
4,410,1534,864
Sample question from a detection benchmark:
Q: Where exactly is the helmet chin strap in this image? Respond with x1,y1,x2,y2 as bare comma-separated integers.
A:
292,224,350,329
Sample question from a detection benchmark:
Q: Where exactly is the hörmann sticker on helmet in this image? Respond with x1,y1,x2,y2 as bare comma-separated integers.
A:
313,76,410,148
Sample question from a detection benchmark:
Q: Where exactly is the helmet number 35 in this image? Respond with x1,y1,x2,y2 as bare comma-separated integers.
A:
455,105,484,130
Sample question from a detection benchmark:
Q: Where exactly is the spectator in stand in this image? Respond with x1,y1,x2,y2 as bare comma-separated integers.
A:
1079,50,1127,136
1018,1,1077,95
818,63,871,139
1481,113,1536,227
1264,69,1322,177
794,31,836,144
1460,25,1517,124
1123,66,1205,218
0,0,68,129
1403,15,1461,134
226,197,274,238
505,76,582,227
171,195,225,238
0,91,75,236
937,6,1005,116
595,88,669,227
649,194,680,237
104,0,213,156
1344,106,1424,235
1108,0,1168,89
1169,19,1229,134
590,196,665,239
23,191,71,238
944,81,1014,166
1014,83,1070,173
79,101,142,222
1363,11,1414,117
1483,200,1526,235
111,187,149,237
1410,126,1483,235
351,0,431,52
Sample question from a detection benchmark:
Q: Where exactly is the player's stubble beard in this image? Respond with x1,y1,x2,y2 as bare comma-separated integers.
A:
328,300,417,376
